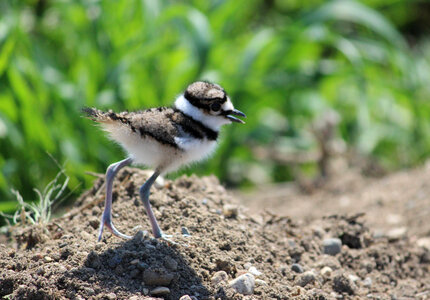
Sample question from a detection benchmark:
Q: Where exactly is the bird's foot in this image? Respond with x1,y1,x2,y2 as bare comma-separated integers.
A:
153,230,191,246
98,217,132,242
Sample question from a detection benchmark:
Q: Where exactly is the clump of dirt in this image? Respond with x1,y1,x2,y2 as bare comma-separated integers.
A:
0,167,429,299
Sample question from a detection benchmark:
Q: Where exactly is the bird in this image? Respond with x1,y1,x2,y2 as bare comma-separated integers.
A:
83,81,246,242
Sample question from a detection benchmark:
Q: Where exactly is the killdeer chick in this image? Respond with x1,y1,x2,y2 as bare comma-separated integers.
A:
83,81,246,241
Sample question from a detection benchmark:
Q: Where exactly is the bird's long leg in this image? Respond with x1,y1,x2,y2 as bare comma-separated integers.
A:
139,171,166,239
98,157,133,242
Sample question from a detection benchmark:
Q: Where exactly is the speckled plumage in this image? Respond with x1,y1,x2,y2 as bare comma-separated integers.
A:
83,81,246,240
83,106,218,147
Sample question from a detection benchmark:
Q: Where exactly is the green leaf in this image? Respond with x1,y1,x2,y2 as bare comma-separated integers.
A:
0,36,15,77
303,0,406,49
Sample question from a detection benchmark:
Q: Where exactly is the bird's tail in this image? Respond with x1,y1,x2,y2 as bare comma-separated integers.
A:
82,107,114,123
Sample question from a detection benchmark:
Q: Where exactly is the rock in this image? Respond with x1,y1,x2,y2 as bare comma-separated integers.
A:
255,279,268,286
84,287,95,296
132,230,148,243
297,271,316,287
323,238,342,255
229,273,255,295
105,292,116,300
142,269,174,286
164,257,178,271
248,266,262,276
211,270,228,285
320,266,333,278
150,287,170,296
348,274,359,283
179,296,198,300
291,263,304,274
222,204,239,218
44,256,53,263
386,227,407,241
363,277,372,288
333,274,356,295
417,237,430,250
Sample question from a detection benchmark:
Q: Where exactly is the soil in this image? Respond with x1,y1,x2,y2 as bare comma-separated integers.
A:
1,166,430,299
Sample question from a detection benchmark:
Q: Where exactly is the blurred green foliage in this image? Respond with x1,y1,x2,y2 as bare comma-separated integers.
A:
1,0,430,214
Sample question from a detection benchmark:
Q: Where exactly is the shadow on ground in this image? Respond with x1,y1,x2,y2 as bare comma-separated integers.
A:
67,232,208,299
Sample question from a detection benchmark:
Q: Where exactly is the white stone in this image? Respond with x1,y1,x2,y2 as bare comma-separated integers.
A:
150,287,170,296
248,266,262,277
320,266,333,278
417,237,430,250
229,273,255,295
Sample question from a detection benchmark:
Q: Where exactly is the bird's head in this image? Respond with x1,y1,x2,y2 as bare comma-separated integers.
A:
175,81,246,130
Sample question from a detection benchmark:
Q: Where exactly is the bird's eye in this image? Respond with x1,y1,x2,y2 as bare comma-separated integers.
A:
211,102,221,112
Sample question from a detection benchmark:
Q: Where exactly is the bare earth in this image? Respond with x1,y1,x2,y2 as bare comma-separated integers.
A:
1,166,429,299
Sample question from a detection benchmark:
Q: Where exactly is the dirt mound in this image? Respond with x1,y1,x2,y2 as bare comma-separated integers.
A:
1,167,429,299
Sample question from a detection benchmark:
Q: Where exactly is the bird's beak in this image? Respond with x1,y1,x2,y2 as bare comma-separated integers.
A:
226,109,246,124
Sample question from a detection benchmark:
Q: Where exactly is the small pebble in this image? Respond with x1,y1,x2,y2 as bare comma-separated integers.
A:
150,287,170,296
179,296,192,300
291,263,304,274
132,230,148,243
333,274,356,295
363,277,372,288
84,287,95,296
105,292,116,300
248,266,262,276
255,279,267,286
348,274,360,283
229,273,255,295
320,266,333,278
142,288,149,295
164,257,178,271
386,227,407,241
323,238,342,255
58,265,67,274
297,271,316,287
44,256,53,263
416,237,430,250
211,270,228,285
222,204,238,218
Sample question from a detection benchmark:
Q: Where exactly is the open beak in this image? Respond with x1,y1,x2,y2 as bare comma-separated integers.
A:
225,109,246,124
